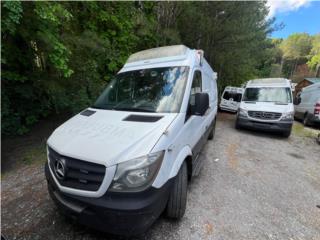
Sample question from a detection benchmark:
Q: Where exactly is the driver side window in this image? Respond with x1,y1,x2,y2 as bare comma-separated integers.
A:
190,71,202,105
191,71,202,92
186,70,202,120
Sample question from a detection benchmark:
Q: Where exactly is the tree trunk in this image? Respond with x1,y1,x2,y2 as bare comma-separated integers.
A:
280,57,284,76
316,64,320,78
291,59,298,79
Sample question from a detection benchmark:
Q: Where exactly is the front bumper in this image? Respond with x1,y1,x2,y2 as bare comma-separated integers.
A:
236,116,293,133
219,104,238,112
45,162,172,236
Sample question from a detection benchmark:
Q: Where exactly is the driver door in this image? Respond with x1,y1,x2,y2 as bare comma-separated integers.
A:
185,69,206,159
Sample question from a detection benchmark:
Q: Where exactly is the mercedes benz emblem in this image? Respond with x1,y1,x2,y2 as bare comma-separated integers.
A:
54,158,66,180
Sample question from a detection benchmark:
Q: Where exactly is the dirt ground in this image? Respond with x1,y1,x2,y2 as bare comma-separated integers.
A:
1,112,320,240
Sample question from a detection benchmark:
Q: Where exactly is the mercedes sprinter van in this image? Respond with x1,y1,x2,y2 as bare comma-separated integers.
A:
235,78,294,137
45,45,218,235
294,82,320,126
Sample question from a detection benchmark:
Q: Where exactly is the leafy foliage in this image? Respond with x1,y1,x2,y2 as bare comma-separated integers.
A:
155,2,274,92
307,34,320,70
1,2,158,135
280,33,312,60
270,33,319,80
1,1,23,35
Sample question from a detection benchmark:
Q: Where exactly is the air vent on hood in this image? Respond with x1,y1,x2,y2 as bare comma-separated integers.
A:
80,109,96,116
123,115,163,122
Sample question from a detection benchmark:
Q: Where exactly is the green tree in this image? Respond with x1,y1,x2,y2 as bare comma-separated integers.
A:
2,1,73,134
1,1,158,135
169,1,274,92
279,33,312,78
280,33,312,60
307,34,320,71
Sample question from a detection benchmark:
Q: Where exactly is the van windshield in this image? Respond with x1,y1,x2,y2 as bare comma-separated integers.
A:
222,91,242,102
243,87,292,103
93,66,189,113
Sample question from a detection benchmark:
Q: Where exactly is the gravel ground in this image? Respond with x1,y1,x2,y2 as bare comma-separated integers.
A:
2,112,320,240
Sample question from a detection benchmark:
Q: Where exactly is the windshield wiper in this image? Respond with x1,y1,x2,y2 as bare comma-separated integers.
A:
244,101,256,103
112,107,155,113
91,105,108,110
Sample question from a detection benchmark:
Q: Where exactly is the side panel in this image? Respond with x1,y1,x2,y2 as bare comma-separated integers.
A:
151,114,193,188
168,145,192,178
152,64,218,188
299,91,312,116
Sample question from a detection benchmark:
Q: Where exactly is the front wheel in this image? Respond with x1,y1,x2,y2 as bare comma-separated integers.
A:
235,117,241,129
282,129,291,138
303,113,311,126
166,161,188,219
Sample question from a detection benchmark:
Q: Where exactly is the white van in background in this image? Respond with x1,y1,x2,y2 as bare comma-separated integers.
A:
294,82,320,126
219,86,243,112
236,78,294,137
45,45,218,236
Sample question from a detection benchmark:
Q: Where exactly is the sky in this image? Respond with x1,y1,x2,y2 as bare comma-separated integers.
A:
267,0,320,39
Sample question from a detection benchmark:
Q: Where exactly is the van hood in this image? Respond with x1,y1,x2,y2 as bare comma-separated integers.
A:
240,102,293,113
47,108,177,167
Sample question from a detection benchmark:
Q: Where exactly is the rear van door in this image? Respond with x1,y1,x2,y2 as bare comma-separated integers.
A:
221,89,242,110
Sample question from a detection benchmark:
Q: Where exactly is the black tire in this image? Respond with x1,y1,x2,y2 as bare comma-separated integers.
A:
208,119,216,140
303,113,310,126
282,130,291,138
235,117,241,130
166,161,188,219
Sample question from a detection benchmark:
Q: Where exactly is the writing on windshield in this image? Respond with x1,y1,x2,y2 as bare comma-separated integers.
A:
93,66,189,113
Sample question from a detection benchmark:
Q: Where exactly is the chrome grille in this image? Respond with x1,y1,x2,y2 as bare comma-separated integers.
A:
48,147,105,191
248,111,282,120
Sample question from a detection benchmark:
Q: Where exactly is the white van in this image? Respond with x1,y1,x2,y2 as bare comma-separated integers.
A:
235,78,294,137
219,86,243,112
294,82,320,126
45,45,218,235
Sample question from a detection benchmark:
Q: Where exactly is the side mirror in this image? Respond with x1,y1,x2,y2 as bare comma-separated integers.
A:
197,50,204,66
293,97,301,105
193,92,209,116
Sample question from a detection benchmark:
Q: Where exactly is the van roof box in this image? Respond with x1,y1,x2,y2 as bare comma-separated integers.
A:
127,45,189,64
247,78,291,87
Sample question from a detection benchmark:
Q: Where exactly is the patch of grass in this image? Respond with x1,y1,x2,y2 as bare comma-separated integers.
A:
22,144,47,165
292,123,319,138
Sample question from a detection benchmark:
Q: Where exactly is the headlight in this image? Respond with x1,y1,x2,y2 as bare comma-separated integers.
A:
238,108,248,117
282,111,294,120
109,151,164,192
